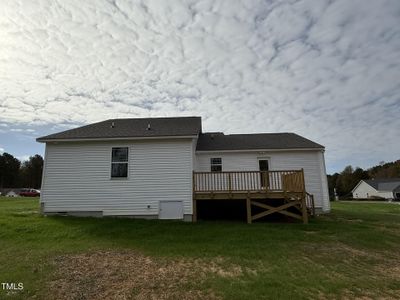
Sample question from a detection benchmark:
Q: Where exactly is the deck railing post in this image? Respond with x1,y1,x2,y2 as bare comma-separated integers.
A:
263,171,268,191
228,173,232,192
192,171,196,193
300,168,306,192
281,171,286,192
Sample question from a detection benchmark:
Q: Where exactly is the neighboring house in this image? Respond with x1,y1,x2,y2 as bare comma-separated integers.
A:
352,179,400,200
37,116,330,222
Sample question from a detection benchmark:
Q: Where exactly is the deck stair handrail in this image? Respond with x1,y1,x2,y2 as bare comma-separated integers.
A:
305,192,315,216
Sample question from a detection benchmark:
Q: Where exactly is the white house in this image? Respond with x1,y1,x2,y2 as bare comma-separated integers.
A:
352,179,400,200
37,116,330,222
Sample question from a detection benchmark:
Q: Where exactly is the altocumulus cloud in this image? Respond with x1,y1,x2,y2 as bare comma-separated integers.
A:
0,0,399,172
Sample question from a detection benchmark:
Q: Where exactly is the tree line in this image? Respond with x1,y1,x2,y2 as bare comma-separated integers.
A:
0,153,43,189
327,160,400,199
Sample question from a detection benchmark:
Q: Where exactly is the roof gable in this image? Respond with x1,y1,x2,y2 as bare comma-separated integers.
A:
37,117,202,142
352,180,378,193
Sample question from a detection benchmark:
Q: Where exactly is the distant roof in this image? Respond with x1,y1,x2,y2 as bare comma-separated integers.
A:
196,132,324,151
364,179,400,191
37,117,202,142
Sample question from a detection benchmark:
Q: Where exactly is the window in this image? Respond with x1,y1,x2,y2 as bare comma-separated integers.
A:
111,147,128,178
210,158,222,172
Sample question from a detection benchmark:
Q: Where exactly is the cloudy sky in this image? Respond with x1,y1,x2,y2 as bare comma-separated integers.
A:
0,0,399,173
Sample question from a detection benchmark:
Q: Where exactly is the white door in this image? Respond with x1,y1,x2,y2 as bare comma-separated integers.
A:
159,201,183,219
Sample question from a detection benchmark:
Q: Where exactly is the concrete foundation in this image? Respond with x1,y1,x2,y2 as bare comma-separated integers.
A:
43,210,194,221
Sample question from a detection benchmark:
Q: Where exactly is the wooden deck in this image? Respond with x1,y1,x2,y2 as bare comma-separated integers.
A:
193,170,315,223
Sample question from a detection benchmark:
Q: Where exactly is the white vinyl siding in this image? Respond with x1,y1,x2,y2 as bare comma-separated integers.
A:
41,139,193,216
352,181,377,199
195,150,330,212
377,191,395,199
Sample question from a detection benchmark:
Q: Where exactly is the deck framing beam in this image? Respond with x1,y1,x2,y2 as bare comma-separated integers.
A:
251,200,303,221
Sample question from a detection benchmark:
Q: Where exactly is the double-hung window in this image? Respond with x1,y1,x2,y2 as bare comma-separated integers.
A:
111,147,128,178
210,158,222,172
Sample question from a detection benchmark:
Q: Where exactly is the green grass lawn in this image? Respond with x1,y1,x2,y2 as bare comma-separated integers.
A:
1,197,400,299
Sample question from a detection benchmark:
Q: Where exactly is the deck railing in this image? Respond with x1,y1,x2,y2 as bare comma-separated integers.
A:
305,192,315,216
193,170,305,193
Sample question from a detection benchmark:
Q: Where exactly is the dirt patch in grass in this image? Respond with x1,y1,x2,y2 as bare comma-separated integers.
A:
375,225,400,237
302,242,400,299
48,250,243,300
303,242,382,260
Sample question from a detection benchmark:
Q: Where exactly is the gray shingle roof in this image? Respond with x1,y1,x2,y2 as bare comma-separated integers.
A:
37,117,202,142
196,132,324,151
37,117,325,151
364,179,400,191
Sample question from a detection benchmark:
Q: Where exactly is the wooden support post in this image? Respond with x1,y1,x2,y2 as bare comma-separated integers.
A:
193,197,197,222
192,171,197,222
246,196,252,224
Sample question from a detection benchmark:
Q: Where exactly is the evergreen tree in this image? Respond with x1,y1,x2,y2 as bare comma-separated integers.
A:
0,153,21,188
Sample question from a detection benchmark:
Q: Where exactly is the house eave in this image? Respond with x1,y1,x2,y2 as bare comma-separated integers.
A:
195,147,325,154
37,135,198,143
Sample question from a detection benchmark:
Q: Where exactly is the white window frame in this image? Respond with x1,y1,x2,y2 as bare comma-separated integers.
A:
110,146,129,179
210,157,222,172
